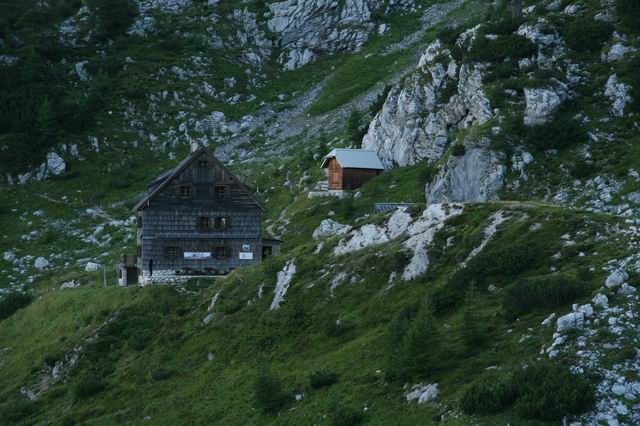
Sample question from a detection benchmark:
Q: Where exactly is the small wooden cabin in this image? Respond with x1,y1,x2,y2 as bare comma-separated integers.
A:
321,149,385,190
122,146,280,285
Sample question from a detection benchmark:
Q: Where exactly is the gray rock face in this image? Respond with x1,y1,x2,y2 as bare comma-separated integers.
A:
604,74,631,117
268,0,414,70
46,152,66,176
425,138,506,203
523,80,568,126
362,41,492,168
602,43,636,63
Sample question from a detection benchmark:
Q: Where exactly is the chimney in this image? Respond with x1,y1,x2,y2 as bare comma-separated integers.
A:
191,142,199,153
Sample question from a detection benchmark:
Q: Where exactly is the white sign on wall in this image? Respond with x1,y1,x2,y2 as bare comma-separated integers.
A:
239,252,253,260
184,252,211,259
242,244,251,251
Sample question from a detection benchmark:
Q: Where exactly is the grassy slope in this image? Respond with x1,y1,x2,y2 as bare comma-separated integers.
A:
0,195,625,424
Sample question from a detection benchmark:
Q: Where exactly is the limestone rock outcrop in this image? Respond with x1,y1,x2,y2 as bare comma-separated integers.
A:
425,138,506,204
362,40,492,168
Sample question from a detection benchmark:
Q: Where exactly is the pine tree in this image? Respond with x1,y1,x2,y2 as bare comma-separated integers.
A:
346,109,364,143
400,300,440,378
461,285,486,353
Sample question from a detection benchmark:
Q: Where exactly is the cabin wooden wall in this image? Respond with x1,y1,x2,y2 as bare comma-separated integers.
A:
342,168,380,190
327,158,343,190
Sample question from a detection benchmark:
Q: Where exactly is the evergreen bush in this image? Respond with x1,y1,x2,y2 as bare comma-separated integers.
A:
0,292,34,321
309,370,339,389
74,373,107,399
563,17,612,53
461,362,594,420
615,0,640,34
253,365,290,414
503,273,585,317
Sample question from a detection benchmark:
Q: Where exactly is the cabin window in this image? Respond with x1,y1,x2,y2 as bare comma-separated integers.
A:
213,185,229,199
214,246,230,259
179,185,191,199
198,216,212,230
214,217,230,229
198,159,208,168
164,246,182,259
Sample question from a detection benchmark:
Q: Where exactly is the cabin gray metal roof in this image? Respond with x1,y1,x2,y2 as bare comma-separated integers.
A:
320,149,385,170
132,146,265,212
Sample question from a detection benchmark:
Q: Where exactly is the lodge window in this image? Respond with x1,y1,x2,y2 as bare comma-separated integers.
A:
164,246,182,259
198,216,212,229
214,217,230,229
213,185,229,199
179,185,191,199
213,246,230,259
198,160,208,168
198,216,230,230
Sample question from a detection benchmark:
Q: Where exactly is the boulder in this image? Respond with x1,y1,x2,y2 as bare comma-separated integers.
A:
592,293,609,308
46,152,66,176
604,74,631,117
85,262,100,272
523,80,568,126
405,383,438,404
312,219,352,240
556,311,585,332
605,269,628,288
425,138,506,204
34,257,49,269
602,43,636,63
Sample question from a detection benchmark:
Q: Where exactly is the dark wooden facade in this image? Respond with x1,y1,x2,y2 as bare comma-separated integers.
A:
127,147,280,284
326,158,381,190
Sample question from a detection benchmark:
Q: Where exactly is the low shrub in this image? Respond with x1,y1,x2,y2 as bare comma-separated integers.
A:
512,362,594,420
151,368,173,381
437,25,465,45
468,34,537,63
253,365,290,414
309,370,339,389
74,373,107,399
0,292,34,321
332,404,364,426
460,372,516,414
0,400,37,423
563,17,612,53
615,0,640,34
522,112,586,150
503,273,586,317
483,16,526,35
461,362,594,421
451,143,466,156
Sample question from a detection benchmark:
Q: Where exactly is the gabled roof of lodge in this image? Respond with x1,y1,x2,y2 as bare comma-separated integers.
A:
132,146,265,212
320,148,385,170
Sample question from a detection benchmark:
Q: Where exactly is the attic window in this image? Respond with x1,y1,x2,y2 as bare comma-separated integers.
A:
198,160,208,168
180,185,191,199
214,185,229,199
164,246,182,259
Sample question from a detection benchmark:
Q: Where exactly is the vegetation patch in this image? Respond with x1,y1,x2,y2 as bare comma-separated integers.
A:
461,362,595,421
0,292,34,321
503,272,586,317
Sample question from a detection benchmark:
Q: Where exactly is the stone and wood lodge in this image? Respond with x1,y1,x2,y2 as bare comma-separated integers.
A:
119,146,280,285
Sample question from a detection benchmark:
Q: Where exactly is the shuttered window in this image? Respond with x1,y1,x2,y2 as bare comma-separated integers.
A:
179,185,191,199
164,246,182,259
214,217,230,229
213,185,230,199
